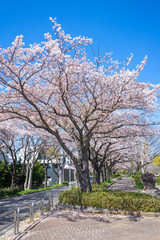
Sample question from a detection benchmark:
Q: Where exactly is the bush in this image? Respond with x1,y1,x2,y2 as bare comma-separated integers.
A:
156,177,160,185
133,172,144,189
111,173,121,178
103,178,114,187
59,186,82,205
112,170,128,178
63,181,69,186
117,170,128,175
59,184,160,212
0,187,19,199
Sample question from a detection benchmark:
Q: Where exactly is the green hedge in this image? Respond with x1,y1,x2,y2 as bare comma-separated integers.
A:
59,184,160,212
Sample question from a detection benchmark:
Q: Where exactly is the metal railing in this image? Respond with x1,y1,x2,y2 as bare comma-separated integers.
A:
0,194,53,235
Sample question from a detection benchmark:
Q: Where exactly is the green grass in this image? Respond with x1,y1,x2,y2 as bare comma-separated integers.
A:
0,182,69,200
103,178,114,187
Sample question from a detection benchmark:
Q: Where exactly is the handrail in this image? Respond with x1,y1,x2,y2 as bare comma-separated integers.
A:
0,194,53,235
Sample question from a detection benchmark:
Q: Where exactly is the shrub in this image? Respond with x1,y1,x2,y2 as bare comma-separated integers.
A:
112,170,128,178
112,173,121,178
63,181,69,186
0,187,19,199
103,178,114,187
59,184,160,212
59,186,82,205
133,172,144,189
117,170,128,175
156,177,160,185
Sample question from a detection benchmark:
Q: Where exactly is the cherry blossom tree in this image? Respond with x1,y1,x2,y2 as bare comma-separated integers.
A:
0,18,159,191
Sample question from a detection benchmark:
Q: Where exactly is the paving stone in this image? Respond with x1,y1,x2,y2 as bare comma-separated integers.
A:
17,209,160,240
108,177,136,191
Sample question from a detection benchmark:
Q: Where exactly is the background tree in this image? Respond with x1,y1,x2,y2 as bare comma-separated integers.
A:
0,128,24,187
32,161,45,188
0,160,11,188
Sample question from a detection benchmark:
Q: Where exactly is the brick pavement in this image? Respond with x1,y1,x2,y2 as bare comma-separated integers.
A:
15,209,160,240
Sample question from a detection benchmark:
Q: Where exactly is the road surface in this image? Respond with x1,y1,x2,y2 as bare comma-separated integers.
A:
0,185,70,236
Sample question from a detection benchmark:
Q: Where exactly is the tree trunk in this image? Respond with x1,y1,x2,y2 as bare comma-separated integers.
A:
104,167,107,181
102,167,107,182
11,174,17,188
58,166,63,185
92,169,97,184
95,168,101,184
27,166,33,190
76,148,92,192
24,164,29,190
45,165,48,187
106,165,112,179
11,161,17,188
52,163,59,185
102,169,105,183
78,169,92,192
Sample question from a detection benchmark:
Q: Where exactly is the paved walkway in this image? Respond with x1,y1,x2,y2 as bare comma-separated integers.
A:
108,177,136,191
14,209,160,240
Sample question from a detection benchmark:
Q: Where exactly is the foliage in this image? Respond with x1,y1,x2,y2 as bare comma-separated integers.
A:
153,156,160,166
59,184,160,212
0,187,19,199
59,186,83,205
0,160,45,189
32,162,45,188
112,173,121,178
10,161,26,187
63,181,69,186
117,170,128,175
103,178,114,187
156,176,160,185
111,170,128,179
0,160,12,188
133,172,144,189
0,160,26,188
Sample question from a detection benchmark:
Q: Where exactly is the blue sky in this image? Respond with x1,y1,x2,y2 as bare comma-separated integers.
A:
0,0,160,85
